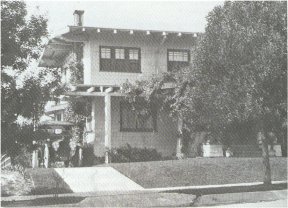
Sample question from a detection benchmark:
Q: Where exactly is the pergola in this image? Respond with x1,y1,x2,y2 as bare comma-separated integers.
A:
65,84,123,163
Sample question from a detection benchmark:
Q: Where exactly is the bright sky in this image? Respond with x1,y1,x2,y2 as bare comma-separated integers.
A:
26,1,224,37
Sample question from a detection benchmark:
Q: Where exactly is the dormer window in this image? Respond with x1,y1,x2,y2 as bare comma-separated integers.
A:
167,49,190,71
100,46,141,73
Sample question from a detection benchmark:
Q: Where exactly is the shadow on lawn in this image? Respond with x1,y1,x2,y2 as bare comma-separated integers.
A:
2,196,85,207
26,168,73,195
166,182,288,196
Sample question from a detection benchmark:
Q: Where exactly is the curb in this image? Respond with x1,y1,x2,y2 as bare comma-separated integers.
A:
145,180,287,192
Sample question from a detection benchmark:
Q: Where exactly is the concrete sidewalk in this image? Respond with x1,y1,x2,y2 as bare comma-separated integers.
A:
2,189,286,207
54,167,144,192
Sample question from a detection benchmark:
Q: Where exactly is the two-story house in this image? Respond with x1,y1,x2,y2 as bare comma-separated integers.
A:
39,10,200,163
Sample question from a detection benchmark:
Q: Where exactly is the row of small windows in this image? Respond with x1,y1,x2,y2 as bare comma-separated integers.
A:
100,47,189,62
100,46,190,72
168,51,189,62
100,47,139,60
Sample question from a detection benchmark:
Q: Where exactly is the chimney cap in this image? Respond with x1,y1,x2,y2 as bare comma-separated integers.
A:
73,10,84,15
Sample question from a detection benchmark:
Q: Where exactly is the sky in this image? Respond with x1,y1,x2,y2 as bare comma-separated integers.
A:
26,1,224,37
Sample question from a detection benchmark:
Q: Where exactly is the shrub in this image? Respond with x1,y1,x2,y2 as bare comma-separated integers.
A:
13,146,32,169
1,169,33,196
109,144,162,163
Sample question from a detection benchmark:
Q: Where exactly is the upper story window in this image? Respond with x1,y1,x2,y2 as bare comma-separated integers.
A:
100,48,111,59
129,49,139,60
167,49,190,71
115,48,125,59
100,46,141,73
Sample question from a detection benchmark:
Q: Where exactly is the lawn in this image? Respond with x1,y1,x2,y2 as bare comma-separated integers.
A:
25,157,287,195
110,157,287,188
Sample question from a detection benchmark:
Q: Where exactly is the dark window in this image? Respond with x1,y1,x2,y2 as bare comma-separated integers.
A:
100,46,141,73
56,114,62,121
167,49,190,71
120,102,157,132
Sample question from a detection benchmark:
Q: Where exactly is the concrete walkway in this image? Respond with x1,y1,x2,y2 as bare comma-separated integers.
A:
54,167,144,192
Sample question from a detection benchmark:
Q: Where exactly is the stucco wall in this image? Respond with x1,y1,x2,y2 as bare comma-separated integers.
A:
92,96,178,157
84,33,196,85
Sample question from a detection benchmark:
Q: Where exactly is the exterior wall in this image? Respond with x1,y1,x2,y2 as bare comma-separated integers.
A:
84,33,196,86
92,96,178,157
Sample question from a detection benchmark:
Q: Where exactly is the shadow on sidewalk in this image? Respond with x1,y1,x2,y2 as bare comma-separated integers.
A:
26,168,73,195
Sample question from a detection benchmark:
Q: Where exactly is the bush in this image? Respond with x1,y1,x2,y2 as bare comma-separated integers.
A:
1,169,33,196
109,144,162,163
13,146,32,169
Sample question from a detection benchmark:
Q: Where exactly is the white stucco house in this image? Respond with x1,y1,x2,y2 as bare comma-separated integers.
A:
40,10,283,163
39,10,200,162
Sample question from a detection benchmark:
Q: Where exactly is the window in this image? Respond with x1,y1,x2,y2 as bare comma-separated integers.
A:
120,102,157,132
100,48,111,59
115,48,125,59
168,51,189,62
56,114,62,121
167,49,190,71
100,46,141,73
129,49,139,60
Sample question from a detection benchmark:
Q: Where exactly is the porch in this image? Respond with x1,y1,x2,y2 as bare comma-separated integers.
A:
65,84,178,163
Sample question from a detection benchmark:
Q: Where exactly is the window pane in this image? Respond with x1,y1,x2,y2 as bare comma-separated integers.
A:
168,50,189,62
129,49,139,60
121,103,155,131
101,48,111,59
115,48,125,59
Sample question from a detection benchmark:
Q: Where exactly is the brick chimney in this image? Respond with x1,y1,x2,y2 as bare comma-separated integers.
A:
73,10,84,26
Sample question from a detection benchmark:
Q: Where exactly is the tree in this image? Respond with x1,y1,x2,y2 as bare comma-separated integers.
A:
1,1,61,155
177,1,286,184
121,1,286,185
1,1,48,70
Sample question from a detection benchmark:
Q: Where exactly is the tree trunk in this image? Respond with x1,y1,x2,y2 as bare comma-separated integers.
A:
176,116,184,159
261,130,272,185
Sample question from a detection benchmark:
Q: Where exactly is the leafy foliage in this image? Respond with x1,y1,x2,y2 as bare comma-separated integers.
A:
109,144,163,163
1,1,48,70
1,1,62,157
120,2,287,183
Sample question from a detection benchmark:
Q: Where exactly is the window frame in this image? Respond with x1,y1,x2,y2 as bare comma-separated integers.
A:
115,48,125,60
167,49,190,62
100,47,111,59
119,101,157,132
99,46,141,73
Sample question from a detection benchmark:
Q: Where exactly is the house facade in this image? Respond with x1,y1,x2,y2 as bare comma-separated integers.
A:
39,10,200,162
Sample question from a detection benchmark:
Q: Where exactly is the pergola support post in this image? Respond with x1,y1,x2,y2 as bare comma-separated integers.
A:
104,93,112,164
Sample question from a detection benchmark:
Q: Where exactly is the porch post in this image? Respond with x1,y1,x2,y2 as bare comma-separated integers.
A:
104,93,112,164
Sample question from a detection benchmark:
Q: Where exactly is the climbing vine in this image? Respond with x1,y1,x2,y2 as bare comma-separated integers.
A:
120,72,177,118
